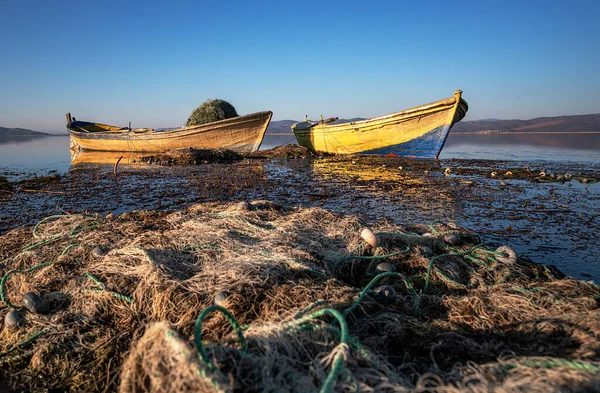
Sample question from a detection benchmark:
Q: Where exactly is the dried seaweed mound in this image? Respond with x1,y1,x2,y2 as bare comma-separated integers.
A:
246,144,318,159
0,203,599,393
141,148,242,166
185,99,238,127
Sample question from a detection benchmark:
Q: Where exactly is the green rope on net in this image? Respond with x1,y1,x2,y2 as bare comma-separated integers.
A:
20,215,99,254
297,323,371,361
295,300,329,319
0,350,33,366
423,243,490,293
448,246,492,269
0,241,82,309
464,254,489,268
514,257,556,281
194,305,247,374
0,261,54,309
85,272,133,304
286,308,349,393
85,272,105,289
334,244,411,269
340,367,361,392
60,243,80,256
343,272,418,316
32,214,99,240
2,218,92,266
429,219,446,234
480,248,510,257
0,330,45,358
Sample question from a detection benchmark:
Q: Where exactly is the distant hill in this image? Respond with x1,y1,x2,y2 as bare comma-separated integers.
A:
0,127,50,136
452,113,600,133
266,120,297,134
267,113,600,135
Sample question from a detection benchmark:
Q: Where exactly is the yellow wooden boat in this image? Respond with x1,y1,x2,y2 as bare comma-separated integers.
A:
292,90,468,159
67,111,272,153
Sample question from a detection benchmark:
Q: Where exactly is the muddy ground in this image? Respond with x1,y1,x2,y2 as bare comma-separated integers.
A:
1,146,599,280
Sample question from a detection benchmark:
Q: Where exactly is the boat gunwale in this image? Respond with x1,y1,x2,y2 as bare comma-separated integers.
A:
292,93,467,135
67,111,273,138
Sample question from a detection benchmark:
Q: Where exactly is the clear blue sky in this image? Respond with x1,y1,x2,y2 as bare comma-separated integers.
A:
1,0,599,132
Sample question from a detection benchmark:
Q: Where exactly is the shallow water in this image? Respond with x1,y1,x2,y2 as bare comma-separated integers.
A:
1,133,599,180
441,133,600,163
0,135,71,179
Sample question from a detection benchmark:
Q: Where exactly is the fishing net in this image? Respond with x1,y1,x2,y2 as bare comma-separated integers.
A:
185,99,239,127
0,201,599,392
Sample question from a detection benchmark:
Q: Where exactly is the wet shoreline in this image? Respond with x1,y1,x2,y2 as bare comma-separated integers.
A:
1,151,598,281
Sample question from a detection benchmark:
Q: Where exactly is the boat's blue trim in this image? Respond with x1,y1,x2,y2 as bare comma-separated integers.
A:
361,124,451,159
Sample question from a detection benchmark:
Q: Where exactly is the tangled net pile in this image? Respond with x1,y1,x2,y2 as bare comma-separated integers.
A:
185,99,238,127
1,201,599,392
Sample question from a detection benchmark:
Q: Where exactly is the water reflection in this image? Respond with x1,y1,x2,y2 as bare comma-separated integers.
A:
0,135,70,179
262,158,458,227
70,149,142,166
446,132,600,150
441,133,600,162
0,135,55,145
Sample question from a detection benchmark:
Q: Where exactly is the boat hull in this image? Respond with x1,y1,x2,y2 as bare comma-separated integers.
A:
292,91,467,159
69,111,272,153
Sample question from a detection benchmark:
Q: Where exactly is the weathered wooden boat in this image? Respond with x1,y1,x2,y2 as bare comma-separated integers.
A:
66,111,273,153
291,90,468,159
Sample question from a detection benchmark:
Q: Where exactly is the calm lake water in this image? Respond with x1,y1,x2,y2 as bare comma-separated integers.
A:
262,133,600,163
1,133,599,180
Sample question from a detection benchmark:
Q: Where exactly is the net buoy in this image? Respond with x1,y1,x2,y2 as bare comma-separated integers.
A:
5,309,25,331
360,228,380,247
443,233,461,246
375,262,396,275
213,290,230,307
91,246,109,258
22,292,49,314
495,246,517,264
372,285,396,304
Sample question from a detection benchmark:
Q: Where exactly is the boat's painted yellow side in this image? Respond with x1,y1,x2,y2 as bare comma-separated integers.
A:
69,111,272,153
292,91,467,158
